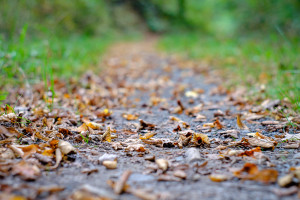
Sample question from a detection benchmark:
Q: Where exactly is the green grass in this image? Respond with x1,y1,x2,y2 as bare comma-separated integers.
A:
158,32,300,113
0,28,131,106
1,34,115,87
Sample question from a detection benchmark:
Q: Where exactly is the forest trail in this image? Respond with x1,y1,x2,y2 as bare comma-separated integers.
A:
1,41,299,200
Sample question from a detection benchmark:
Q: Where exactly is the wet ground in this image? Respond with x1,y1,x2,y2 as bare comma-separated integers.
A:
0,42,299,200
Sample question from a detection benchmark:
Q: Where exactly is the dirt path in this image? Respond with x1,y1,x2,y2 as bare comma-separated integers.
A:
1,41,300,200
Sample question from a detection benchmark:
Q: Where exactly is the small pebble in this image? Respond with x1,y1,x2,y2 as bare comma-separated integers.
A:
144,155,155,162
293,153,300,159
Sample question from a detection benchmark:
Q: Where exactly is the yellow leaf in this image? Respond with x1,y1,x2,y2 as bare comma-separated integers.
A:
86,122,104,130
139,132,156,140
192,133,210,145
102,127,112,142
77,123,88,132
203,123,214,128
237,114,249,130
122,114,139,120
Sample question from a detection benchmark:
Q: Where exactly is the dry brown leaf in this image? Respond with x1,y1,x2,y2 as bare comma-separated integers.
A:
213,119,224,130
58,140,76,155
202,123,214,128
237,114,249,130
96,108,112,119
192,133,210,145
86,122,105,130
194,114,207,122
50,148,62,170
234,163,278,184
122,113,139,120
139,132,156,140
19,144,39,159
247,137,275,149
114,170,132,194
102,127,112,142
77,123,88,132
0,147,15,159
138,119,155,130
12,160,41,180
125,144,146,152
238,147,261,157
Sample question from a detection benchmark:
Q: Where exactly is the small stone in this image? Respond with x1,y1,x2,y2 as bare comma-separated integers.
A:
192,174,201,181
173,170,187,179
185,148,201,163
293,153,300,159
209,174,229,182
102,160,117,169
99,153,117,164
156,159,168,171
278,174,293,187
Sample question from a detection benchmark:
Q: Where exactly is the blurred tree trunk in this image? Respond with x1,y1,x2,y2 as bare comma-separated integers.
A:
178,0,186,21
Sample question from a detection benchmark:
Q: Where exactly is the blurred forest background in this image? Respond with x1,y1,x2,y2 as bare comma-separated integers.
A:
0,0,299,110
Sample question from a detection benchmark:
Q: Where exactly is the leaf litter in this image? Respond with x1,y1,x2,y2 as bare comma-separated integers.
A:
0,41,300,199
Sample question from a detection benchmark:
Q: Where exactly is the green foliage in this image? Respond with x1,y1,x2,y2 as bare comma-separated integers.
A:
0,0,112,37
159,33,300,112
0,34,115,88
1,1,299,37
80,132,89,144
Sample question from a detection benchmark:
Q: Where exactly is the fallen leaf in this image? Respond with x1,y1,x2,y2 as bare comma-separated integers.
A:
86,122,105,130
234,163,278,184
125,144,146,152
157,174,181,182
238,147,261,157
213,119,224,130
58,140,76,155
192,133,210,145
247,137,275,149
139,132,156,140
12,160,41,180
19,144,39,159
50,148,63,169
102,127,112,142
114,170,132,194
0,147,15,159
138,119,155,130
237,114,249,130
122,113,139,120
77,123,88,132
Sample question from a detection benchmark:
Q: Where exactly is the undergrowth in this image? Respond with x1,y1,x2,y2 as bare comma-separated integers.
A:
158,32,300,113
0,28,126,105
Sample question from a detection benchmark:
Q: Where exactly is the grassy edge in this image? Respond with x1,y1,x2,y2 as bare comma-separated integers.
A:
157,33,300,113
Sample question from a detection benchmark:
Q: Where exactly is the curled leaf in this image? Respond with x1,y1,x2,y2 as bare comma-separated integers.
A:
122,113,139,120
139,132,156,140
192,133,210,145
58,140,76,155
237,114,249,130
102,127,112,142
